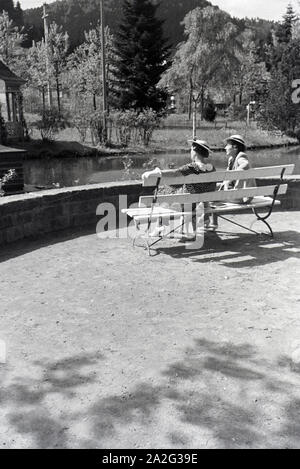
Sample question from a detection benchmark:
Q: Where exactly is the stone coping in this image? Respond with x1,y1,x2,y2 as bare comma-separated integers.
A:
0,180,142,205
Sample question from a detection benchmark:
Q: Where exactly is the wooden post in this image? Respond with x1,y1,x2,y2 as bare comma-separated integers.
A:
100,0,108,143
192,102,197,139
11,92,17,122
42,3,52,109
5,92,11,121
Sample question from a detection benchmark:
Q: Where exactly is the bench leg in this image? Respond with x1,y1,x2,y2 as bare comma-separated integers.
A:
217,214,274,238
217,215,261,236
259,219,273,238
251,208,274,238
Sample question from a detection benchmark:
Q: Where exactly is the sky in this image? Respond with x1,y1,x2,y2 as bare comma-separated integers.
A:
17,0,298,22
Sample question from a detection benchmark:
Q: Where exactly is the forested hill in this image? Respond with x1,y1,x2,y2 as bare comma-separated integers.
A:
23,0,222,50
23,0,275,51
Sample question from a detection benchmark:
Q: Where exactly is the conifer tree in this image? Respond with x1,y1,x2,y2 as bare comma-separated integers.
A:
14,2,24,27
276,3,296,44
0,0,15,16
112,0,170,113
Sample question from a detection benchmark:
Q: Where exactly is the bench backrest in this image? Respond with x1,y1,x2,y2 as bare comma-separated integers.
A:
140,164,294,208
142,164,295,187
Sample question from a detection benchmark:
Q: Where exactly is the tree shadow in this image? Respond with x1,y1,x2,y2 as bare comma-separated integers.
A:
0,225,95,264
156,230,300,268
2,352,104,448
82,338,300,449
3,339,300,448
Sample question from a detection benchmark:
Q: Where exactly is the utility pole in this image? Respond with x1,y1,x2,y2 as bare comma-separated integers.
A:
100,0,108,143
42,3,52,109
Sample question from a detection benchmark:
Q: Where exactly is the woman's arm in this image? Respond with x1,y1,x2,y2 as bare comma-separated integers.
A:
235,156,249,171
160,169,183,177
142,167,187,180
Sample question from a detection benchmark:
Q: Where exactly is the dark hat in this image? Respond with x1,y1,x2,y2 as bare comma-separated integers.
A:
188,138,212,153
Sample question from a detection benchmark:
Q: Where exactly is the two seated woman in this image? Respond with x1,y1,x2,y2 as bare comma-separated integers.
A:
142,134,254,236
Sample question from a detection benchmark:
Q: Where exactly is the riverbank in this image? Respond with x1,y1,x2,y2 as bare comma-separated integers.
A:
10,117,299,159
12,136,300,161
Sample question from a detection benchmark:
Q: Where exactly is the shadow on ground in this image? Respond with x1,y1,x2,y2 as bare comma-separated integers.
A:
1,352,104,448
0,225,96,264
2,339,300,448
157,230,300,268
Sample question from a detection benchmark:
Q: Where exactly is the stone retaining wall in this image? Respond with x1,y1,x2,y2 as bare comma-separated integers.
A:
0,179,299,247
0,181,150,247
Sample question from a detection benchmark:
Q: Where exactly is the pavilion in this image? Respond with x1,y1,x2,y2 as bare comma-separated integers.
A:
0,59,26,141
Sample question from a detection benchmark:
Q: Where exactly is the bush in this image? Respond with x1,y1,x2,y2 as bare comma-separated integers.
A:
135,109,161,146
285,128,300,142
227,103,247,121
33,109,67,142
112,110,137,147
72,107,90,143
203,98,217,122
121,156,139,180
112,108,161,147
0,169,16,196
90,109,106,145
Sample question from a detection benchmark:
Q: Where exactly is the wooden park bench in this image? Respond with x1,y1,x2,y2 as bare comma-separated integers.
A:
122,164,295,255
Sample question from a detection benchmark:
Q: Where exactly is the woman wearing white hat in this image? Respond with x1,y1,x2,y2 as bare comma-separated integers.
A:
211,135,256,229
142,138,216,237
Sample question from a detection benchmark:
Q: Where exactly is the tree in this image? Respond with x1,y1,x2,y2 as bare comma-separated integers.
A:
271,4,297,67
160,6,240,124
0,10,25,67
276,3,297,44
203,96,216,122
48,22,69,113
14,2,24,28
230,30,270,109
26,40,49,110
257,39,300,133
67,25,114,110
112,0,170,113
0,0,15,16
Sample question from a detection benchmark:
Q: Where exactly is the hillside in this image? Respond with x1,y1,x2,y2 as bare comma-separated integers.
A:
23,0,224,50
22,0,276,53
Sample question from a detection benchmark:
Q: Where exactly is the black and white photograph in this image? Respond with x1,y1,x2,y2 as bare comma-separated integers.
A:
0,0,300,451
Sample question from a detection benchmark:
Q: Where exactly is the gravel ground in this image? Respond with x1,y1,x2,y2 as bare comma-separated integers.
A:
0,211,300,449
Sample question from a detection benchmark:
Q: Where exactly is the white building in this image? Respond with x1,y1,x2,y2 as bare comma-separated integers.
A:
0,60,26,141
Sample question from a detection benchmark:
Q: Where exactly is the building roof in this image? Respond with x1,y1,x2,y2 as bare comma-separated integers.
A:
0,60,26,86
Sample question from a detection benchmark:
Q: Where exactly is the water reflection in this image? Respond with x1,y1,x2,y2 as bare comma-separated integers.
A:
23,146,300,190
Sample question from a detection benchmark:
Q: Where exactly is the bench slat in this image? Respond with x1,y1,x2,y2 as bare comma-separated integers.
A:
142,164,295,187
139,184,288,207
206,198,281,214
122,206,184,217
122,197,281,221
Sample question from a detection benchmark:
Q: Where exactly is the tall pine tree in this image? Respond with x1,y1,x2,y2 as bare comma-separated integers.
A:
112,0,170,113
0,0,15,16
276,3,296,44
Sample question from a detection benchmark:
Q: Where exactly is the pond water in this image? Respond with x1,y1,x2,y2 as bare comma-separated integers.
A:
23,145,300,191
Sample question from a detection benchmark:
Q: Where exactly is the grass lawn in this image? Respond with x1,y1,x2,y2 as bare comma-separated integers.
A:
14,114,298,159
152,117,298,150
